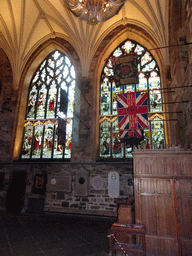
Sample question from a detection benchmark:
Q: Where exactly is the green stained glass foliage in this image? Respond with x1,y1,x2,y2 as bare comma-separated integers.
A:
21,50,76,160
99,39,165,159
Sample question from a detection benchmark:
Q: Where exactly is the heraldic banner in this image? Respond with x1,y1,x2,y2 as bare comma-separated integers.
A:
111,53,138,87
117,91,148,140
58,117,67,146
60,88,68,114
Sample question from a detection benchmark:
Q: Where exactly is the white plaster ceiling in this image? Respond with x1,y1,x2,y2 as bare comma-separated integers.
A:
0,0,169,88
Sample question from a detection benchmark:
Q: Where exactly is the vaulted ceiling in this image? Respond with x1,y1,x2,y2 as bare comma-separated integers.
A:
0,0,169,89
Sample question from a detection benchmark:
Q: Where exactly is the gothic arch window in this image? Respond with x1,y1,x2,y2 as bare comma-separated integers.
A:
21,50,76,160
99,39,165,159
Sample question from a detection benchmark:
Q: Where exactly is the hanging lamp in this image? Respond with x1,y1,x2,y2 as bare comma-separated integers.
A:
65,0,127,25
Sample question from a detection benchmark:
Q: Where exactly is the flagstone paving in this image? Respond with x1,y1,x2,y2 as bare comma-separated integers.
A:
0,211,116,256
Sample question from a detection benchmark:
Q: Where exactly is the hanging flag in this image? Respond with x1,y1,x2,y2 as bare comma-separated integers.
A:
58,117,67,146
117,91,148,141
119,129,143,139
60,88,68,114
111,53,138,87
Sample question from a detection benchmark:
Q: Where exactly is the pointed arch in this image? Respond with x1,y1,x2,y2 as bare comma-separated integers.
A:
88,25,168,160
12,39,81,160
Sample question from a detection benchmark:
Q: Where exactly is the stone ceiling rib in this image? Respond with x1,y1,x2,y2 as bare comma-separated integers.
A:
156,0,167,45
8,0,19,50
34,0,55,34
0,0,169,87
0,14,14,51
18,0,25,53
145,1,165,47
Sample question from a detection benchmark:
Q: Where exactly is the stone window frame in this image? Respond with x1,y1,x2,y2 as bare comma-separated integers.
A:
12,40,81,161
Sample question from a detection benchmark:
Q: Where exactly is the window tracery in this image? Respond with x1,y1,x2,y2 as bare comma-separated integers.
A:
99,39,165,159
21,50,75,160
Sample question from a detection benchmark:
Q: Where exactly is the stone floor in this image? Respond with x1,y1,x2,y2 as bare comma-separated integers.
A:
0,211,117,256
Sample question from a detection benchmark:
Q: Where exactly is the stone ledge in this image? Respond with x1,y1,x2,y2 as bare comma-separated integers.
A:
44,206,117,217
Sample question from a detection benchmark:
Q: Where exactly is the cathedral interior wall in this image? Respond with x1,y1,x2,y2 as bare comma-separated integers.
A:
0,162,133,217
169,0,192,147
0,2,191,254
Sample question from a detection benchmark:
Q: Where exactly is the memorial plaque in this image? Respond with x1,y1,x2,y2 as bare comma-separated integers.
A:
47,175,71,192
121,174,133,196
108,171,119,198
92,175,104,190
74,168,88,196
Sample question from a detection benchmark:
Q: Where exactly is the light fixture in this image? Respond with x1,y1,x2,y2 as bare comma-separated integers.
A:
65,0,127,25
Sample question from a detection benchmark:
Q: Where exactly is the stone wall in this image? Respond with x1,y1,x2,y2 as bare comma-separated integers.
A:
169,0,192,146
0,49,16,162
0,162,133,217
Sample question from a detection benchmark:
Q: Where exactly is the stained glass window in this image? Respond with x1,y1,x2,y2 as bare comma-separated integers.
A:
21,50,76,160
99,39,165,159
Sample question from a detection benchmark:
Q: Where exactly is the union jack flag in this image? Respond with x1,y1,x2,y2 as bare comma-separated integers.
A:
119,129,143,139
117,91,148,139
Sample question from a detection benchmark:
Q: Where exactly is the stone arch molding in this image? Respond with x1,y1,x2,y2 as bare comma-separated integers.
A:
91,24,166,106
12,39,81,160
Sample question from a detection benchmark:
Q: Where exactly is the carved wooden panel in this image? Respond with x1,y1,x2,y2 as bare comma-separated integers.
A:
133,149,192,255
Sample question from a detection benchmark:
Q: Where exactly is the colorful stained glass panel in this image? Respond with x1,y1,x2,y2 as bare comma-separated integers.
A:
65,119,73,158
21,50,76,160
36,85,47,119
149,71,160,89
149,90,162,112
100,120,111,157
112,120,123,158
42,123,54,158
112,82,122,115
151,119,164,148
52,124,63,158
21,124,33,158
122,41,135,54
100,39,164,159
27,86,37,120
141,52,152,66
32,124,43,158
47,82,57,118
137,73,147,91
